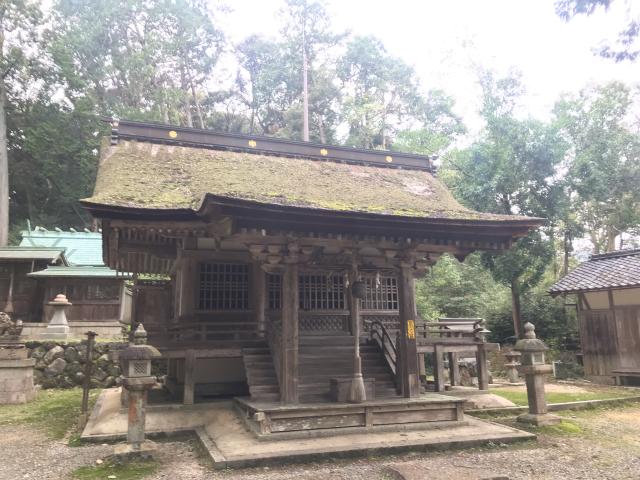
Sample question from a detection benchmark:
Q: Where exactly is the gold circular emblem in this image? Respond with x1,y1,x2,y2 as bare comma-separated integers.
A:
248,139,257,148
385,155,393,163
320,148,328,156
168,130,178,138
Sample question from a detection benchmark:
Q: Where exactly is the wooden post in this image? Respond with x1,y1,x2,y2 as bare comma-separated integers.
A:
280,263,299,404
4,263,14,313
183,349,196,405
449,352,460,387
433,345,446,392
397,264,420,397
348,262,366,403
251,262,266,337
476,344,489,391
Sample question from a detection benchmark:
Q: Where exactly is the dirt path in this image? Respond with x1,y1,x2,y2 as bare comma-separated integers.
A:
3,406,640,480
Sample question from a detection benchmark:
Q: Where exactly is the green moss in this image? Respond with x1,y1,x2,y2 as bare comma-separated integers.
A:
72,460,158,479
85,138,527,222
0,388,101,439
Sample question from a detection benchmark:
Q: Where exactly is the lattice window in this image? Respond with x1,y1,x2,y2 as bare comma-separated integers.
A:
299,274,345,311
267,274,282,310
363,276,399,311
132,361,148,376
198,263,249,310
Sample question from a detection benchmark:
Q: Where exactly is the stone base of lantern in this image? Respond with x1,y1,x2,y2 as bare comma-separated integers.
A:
39,326,71,340
111,440,157,462
0,343,37,404
517,412,561,426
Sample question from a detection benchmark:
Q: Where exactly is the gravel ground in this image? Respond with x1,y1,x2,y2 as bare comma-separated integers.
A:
3,406,640,480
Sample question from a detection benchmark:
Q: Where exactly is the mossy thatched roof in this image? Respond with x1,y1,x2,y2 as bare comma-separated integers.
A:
84,138,531,222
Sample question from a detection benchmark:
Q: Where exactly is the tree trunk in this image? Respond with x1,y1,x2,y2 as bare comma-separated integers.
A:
511,279,523,338
563,230,570,277
0,80,8,246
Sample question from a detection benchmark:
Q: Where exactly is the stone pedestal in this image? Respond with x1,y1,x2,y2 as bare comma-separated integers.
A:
0,341,36,404
41,294,72,340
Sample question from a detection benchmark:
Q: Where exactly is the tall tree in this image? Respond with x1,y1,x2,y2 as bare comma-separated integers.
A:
554,82,640,253
556,0,640,61
337,36,423,149
0,0,42,245
442,71,565,336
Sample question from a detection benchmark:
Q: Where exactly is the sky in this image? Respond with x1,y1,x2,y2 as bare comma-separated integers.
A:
222,0,638,132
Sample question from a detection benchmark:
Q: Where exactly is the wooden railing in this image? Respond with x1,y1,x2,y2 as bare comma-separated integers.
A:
165,314,266,343
415,317,489,344
365,319,398,375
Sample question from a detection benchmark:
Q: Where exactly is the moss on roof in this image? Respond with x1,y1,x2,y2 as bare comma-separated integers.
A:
84,138,527,222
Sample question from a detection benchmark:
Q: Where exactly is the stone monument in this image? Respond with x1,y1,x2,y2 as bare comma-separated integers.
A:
0,312,36,404
41,294,72,340
514,322,560,426
504,350,522,384
112,323,161,460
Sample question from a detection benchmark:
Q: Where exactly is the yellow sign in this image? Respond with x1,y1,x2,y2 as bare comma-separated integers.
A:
320,148,328,156
407,319,415,339
168,130,178,138
248,139,257,148
385,155,393,163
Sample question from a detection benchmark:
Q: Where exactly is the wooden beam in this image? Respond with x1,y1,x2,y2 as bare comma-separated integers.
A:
476,344,489,391
397,263,420,397
448,352,460,387
183,349,196,405
433,345,445,393
280,263,299,404
252,261,266,337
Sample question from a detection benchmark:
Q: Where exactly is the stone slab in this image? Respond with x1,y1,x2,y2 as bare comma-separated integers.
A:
83,389,535,469
110,440,157,461
385,463,510,480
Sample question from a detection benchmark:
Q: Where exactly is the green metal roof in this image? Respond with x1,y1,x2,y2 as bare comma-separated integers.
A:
27,265,130,279
0,247,67,263
19,228,104,266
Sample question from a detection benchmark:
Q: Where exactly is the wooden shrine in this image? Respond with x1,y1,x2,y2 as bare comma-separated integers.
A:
82,119,541,433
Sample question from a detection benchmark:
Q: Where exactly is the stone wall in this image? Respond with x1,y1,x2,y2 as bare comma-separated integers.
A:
25,340,126,389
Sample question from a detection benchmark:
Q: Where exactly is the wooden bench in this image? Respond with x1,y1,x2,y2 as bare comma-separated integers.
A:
612,368,640,386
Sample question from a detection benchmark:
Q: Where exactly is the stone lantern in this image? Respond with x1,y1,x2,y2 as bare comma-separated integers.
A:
114,324,161,459
504,350,522,384
42,294,72,340
0,313,36,404
514,322,560,426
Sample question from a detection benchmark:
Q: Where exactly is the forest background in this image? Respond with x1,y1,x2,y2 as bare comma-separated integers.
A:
1,0,639,346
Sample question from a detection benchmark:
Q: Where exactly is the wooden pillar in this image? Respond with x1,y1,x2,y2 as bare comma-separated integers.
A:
183,349,196,405
280,263,299,404
397,264,420,397
251,261,266,337
4,263,14,313
433,345,446,392
476,344,489,391
449,352,460,387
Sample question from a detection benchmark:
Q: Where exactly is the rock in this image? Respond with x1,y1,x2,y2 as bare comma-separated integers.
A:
44,345,65,364
59,376,75,388
104,376,116,388
40,377,58,389
74,372,85,384
108,365,121,377
44,357,67,377
96,353,110,369
93,367,108,382
30,346,46,360
42,341,57,351
65,346,79,362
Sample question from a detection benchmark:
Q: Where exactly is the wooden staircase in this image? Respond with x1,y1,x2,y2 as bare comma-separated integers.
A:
242,344,280,402
298,335,399,403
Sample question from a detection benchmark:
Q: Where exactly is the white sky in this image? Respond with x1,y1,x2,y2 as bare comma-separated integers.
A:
222,0,638,132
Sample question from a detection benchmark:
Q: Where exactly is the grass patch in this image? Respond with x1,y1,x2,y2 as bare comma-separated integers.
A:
0,388,100,440
72,460,158,480
490,387,635,406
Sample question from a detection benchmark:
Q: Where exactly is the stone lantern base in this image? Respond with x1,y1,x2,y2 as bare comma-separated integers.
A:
517,412,561,426
0,342,37,404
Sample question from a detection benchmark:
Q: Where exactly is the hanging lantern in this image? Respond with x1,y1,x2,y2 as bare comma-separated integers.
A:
351,280,366,299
